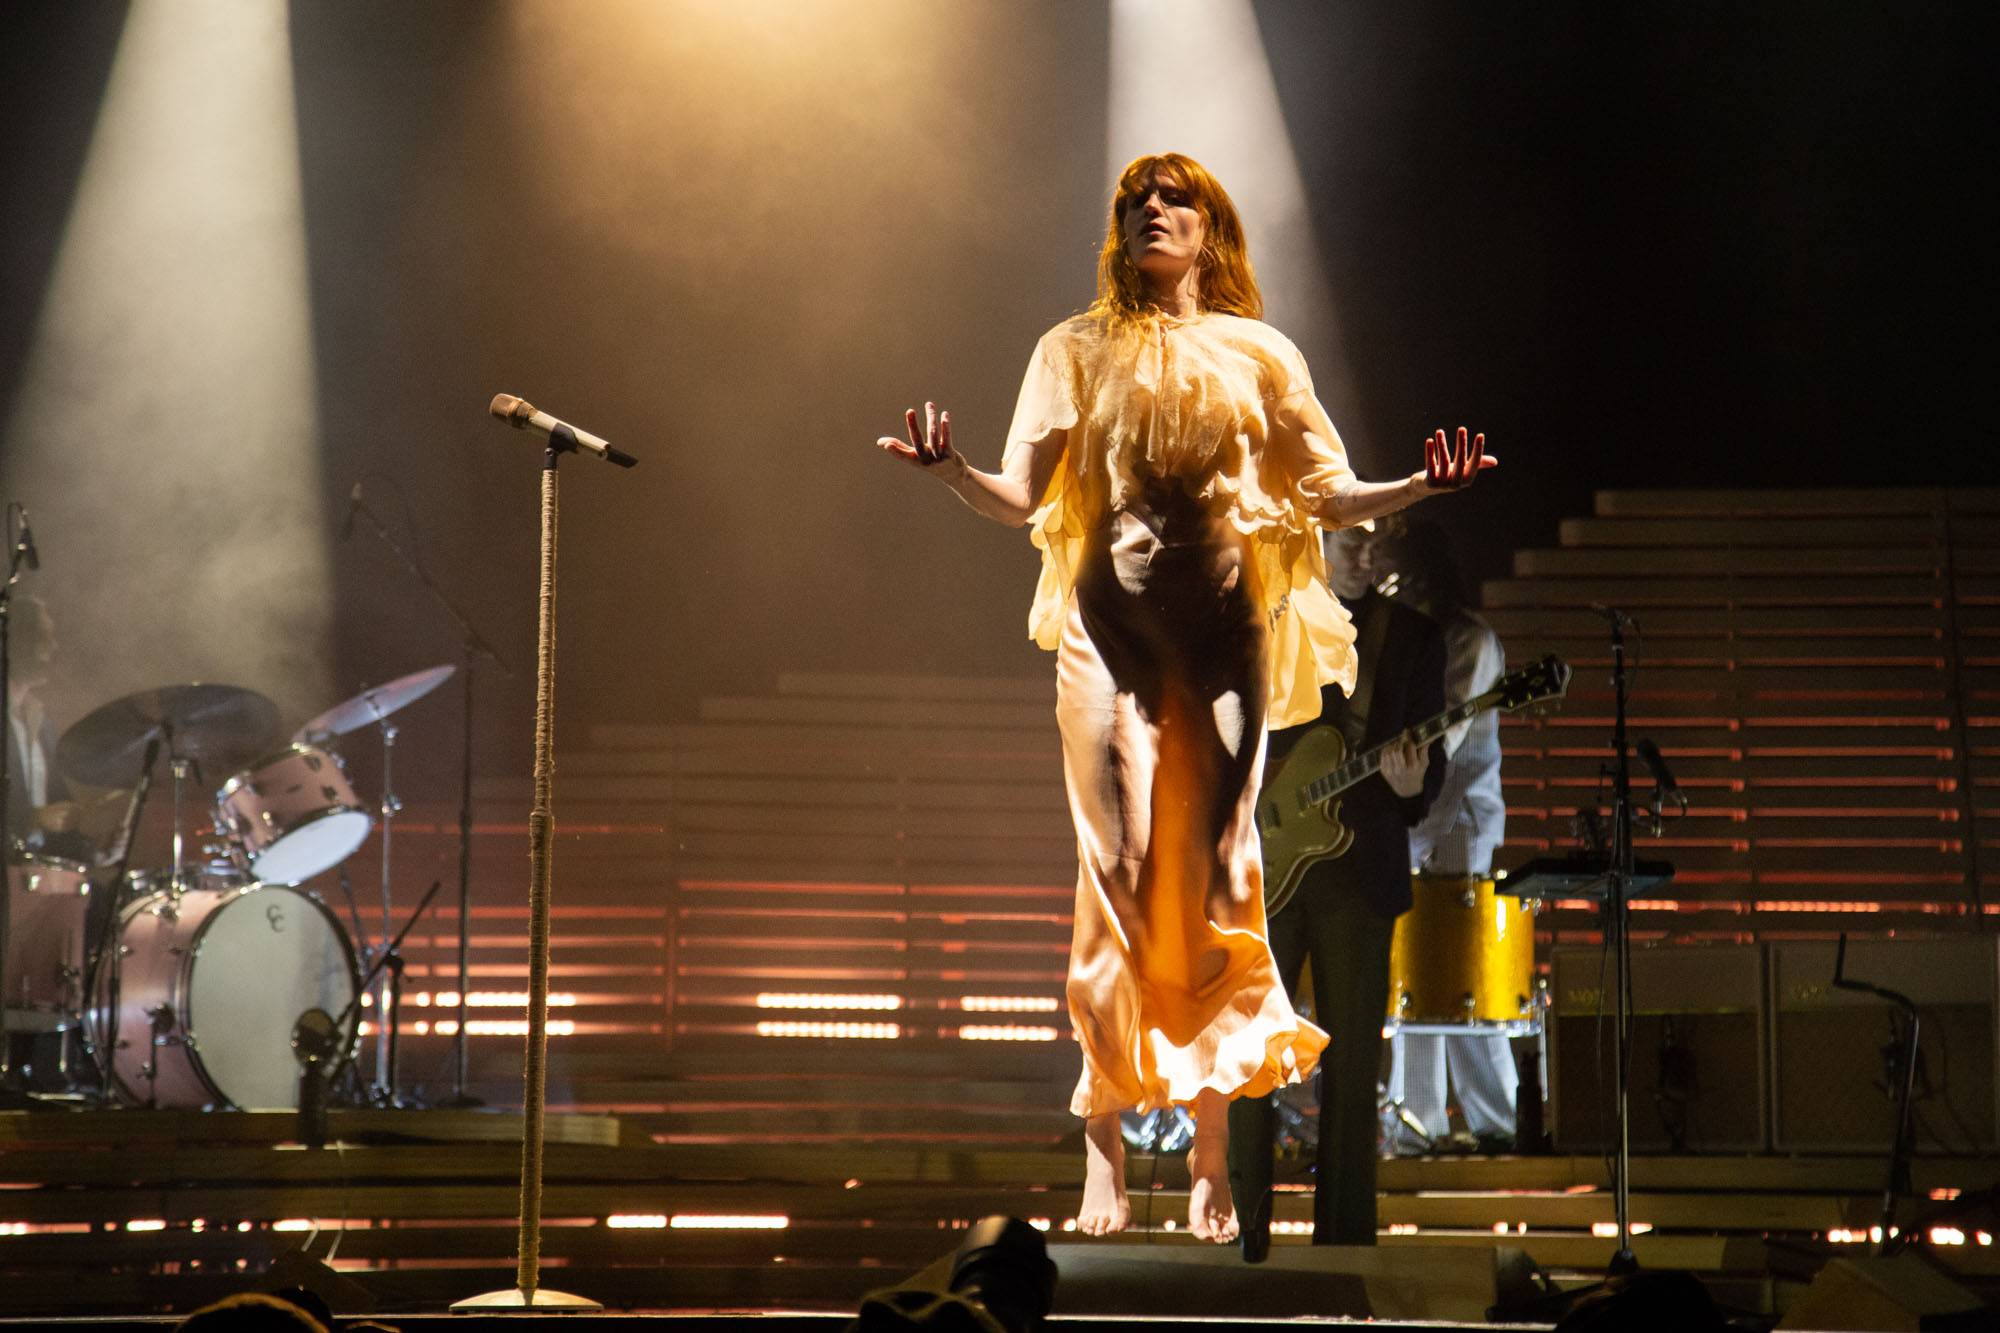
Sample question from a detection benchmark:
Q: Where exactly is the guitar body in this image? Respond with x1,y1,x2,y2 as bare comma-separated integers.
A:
1257,725,1356,919
1254,654,1573,922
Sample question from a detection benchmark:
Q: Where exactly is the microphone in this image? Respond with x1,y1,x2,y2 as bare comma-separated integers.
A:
1636,737,1677,796
1636,736,1687,830
488,394,638,468
14,506,39,571
1587,602,1633,628
339,483,362,541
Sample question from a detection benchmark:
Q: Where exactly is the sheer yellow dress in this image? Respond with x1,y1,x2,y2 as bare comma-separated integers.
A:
1000,311,1360,1118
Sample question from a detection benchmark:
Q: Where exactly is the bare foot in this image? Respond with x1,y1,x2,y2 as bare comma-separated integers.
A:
1187,1089,1239,1243
1078,1112,1131,1236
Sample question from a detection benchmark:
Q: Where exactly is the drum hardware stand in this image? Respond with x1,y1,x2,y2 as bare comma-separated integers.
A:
367,936,418,1109
1831,934,1923,1254
1376,1090,1436,1155
346,485,509,1109
1121,1106,1197,1153
367,716,403,1105
142,1003,177,1110
456,409,635,1311
167,747,198,896
0,502,32,1104
335,864,370,964
293,878,443,1143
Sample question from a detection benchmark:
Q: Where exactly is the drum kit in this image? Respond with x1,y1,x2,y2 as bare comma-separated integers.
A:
3,665,456,1111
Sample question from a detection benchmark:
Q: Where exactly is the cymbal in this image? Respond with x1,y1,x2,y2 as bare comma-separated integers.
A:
56,683,282,788
294,663,456,744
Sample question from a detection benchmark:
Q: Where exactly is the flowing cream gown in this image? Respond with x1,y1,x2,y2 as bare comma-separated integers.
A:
1000,311,1361,1118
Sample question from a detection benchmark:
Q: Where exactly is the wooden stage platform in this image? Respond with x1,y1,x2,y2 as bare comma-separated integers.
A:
2,1107,1996,1325
4,489,1996,1325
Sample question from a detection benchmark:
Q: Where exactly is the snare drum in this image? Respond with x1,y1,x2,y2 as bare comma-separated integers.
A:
3,850,92,1032
1387,875,1538,1033
91,881,359,1109
214,744,372,884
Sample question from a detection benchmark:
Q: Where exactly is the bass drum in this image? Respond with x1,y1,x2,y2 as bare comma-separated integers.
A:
93,882,359,1109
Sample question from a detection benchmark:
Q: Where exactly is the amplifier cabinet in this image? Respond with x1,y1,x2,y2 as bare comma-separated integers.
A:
1549,943,1767,1153
1768,937,1998,1153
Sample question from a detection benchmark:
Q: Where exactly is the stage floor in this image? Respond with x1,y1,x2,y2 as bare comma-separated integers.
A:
0,1108,1995,1324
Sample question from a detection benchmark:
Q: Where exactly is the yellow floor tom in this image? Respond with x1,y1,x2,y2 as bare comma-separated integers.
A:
1387,875,1538,1033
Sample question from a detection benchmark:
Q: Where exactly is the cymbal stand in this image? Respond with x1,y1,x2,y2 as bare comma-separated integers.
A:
347,489,508,1108
83,732,164,1096
368,716,406,1105
0,504,31,1099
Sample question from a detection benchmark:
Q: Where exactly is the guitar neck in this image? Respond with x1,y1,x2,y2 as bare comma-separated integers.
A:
1302,689,1500,805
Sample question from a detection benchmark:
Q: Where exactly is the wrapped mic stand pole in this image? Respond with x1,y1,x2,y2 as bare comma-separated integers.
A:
456,415,634,1309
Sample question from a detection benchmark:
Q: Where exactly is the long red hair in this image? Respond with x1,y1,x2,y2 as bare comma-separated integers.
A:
1091,153,1263,324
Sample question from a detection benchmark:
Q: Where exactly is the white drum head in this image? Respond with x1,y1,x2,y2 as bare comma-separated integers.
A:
186,886,357,1109
248,809,373,886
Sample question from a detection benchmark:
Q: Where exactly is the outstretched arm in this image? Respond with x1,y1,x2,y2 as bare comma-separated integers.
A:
876,400,1065,528
1317,427,1497,528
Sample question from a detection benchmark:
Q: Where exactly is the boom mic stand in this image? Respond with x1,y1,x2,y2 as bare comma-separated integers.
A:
1832,934,1923,1252
347,488,508,1107
294,878,444,1149
82,732,164,1097
1603,607,1641,1274
1506,612,1651,1324
456,407,635,1310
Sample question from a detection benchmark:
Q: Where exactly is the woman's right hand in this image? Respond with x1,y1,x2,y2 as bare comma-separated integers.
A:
877,401,964,478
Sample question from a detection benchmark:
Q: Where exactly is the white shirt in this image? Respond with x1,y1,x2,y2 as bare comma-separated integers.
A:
7,688,51,812
1408,610,1507,877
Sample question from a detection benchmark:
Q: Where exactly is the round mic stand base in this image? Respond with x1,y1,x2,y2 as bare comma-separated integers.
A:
451,1287,601,1311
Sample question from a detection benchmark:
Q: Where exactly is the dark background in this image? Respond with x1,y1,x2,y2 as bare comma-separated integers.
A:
3,0,1994,797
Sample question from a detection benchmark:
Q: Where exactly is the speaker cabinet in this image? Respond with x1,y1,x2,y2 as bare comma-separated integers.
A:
1549,943,1767,1153
1769,936,1998,1153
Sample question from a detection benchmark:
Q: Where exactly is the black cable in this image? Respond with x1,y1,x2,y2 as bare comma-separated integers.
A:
1927,1006,1983,1157
1595,924,1615,1179
1144,1130,1160,1239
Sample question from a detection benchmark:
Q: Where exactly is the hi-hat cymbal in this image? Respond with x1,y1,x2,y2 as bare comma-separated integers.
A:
294,663,456,744
55,683,282,788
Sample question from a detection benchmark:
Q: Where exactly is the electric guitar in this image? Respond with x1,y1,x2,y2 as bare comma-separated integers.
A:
1259,654,1571,917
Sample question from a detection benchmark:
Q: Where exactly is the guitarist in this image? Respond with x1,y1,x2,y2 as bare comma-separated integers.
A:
1230,522,1446,1259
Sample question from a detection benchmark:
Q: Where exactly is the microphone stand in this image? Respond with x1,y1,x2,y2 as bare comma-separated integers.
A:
1604,610,1640,1275
294,879,445,1148
456,421,631,1311
347,491,508,1107
1832,934,1923,1252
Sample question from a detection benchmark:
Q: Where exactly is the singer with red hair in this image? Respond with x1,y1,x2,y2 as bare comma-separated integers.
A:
876,152,1493,1242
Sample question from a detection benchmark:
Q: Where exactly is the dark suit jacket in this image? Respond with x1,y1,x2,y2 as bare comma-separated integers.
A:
1266,591,1446,919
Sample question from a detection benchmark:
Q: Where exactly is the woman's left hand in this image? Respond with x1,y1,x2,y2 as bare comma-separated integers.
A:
1421,426,1497,492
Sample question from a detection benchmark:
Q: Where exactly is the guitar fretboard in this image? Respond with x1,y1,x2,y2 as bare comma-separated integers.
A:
1300,691,1498,806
